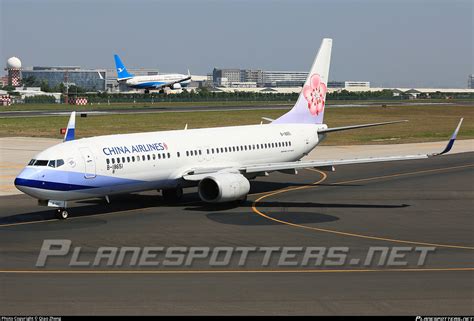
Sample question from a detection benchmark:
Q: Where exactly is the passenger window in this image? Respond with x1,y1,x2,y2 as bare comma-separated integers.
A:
106,159,110,165
127,157,130,162
158,154,161,159
132,156,135,162
142,155,145,161
177,152,180,158
167,153,170,158
152,154,155,160
122,157,126,163
199,150,202,155
112,158,115,164
212,148,215,154
207,149,209,154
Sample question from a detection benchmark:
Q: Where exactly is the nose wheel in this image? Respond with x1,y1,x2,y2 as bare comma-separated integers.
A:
56,208,69,220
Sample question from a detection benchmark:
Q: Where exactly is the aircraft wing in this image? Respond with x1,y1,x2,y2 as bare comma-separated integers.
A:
153,72,192,90
183,118,463,181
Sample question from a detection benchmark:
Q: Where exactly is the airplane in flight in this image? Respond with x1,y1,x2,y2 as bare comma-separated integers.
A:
114,54,191,93
15,38,463,219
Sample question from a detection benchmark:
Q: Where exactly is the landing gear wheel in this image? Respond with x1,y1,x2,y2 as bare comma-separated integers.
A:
162,186,183,203
56,208,69,220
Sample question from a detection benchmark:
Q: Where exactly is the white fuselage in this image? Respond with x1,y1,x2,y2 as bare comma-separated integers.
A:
124,74,190,89
15,124,326,202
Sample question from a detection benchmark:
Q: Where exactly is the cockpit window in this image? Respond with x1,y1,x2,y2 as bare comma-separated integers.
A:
29,159,65,168
34,160,49,166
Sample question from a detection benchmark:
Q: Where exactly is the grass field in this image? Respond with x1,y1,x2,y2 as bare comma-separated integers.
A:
2,98,471,112
0,105,472,145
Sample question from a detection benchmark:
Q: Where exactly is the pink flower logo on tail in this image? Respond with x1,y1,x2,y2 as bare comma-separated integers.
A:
302,74,327,116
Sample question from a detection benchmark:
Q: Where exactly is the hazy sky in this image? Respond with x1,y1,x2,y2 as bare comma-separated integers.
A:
1,0,473,87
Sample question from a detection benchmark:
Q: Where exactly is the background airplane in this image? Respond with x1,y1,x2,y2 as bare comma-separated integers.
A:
114,54,191,93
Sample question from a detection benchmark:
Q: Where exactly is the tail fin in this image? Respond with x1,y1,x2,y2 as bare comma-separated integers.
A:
273,38,332,124
114,54,134,80
63,111,76,142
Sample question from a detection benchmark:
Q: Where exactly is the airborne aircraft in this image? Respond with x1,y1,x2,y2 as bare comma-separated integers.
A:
114,54,191,93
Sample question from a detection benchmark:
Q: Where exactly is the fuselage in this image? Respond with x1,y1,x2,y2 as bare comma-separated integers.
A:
15,123,326,202
123,74,190,89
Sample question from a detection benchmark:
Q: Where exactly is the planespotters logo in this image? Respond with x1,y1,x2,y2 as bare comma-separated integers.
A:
416,317,474,321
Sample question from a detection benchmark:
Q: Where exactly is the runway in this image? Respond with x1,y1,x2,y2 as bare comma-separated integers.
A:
0,152,473,315
0,101,464,118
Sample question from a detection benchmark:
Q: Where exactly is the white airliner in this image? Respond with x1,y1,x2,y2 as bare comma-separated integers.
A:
114,54,191,93
15,39,463,219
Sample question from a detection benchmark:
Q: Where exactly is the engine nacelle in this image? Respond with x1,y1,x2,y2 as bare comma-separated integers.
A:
171,83,182,89
198,173,250,203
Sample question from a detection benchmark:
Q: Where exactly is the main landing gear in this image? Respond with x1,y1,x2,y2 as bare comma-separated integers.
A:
56,208,69,220
162,186,183,203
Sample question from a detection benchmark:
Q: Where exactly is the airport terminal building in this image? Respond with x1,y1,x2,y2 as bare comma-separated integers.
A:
21,66,107,91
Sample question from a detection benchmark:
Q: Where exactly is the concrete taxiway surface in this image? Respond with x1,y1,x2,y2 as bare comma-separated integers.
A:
0,152,472,315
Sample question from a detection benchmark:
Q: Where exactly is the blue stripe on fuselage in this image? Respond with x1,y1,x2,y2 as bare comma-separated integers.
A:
130,81,166,89
15,168,144,191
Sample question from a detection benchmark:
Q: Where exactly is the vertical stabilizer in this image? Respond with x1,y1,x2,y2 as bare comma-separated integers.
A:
273,38,332,124
63,111,76,142
114,54,134,80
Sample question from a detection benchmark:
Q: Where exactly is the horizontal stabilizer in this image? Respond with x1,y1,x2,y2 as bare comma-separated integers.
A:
318,120,408,134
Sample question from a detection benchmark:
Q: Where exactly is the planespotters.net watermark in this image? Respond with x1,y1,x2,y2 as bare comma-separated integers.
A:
35,239,437,268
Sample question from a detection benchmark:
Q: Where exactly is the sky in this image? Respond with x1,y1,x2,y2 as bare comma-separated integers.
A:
1,0,473,88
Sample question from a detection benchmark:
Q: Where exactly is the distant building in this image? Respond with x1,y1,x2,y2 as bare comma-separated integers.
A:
328,81,370,89
212,68,241,86
22,66,106,91
241,69,264,84
262,71,308,87
212,68,309,87
5,57,22,86
1,75,8,87
469,74,474,89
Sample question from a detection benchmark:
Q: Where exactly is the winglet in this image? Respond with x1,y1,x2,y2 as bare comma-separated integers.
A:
431,118,463,156
63,111,76,142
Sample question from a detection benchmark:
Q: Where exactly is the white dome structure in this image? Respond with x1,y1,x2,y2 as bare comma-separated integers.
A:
7,57,22,69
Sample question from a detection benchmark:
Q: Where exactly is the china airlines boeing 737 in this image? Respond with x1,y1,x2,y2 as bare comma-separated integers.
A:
15,39,463,219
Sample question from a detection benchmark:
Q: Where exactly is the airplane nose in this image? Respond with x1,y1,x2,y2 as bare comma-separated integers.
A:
14,167,41,193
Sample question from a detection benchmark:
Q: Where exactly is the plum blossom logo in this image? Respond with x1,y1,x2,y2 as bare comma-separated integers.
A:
303,74,327,116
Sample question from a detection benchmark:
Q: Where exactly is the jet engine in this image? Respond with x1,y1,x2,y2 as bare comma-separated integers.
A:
171,83,182,89
198,173,250,203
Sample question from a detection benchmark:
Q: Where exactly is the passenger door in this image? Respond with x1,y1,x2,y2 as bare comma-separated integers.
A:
79,147,96,179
